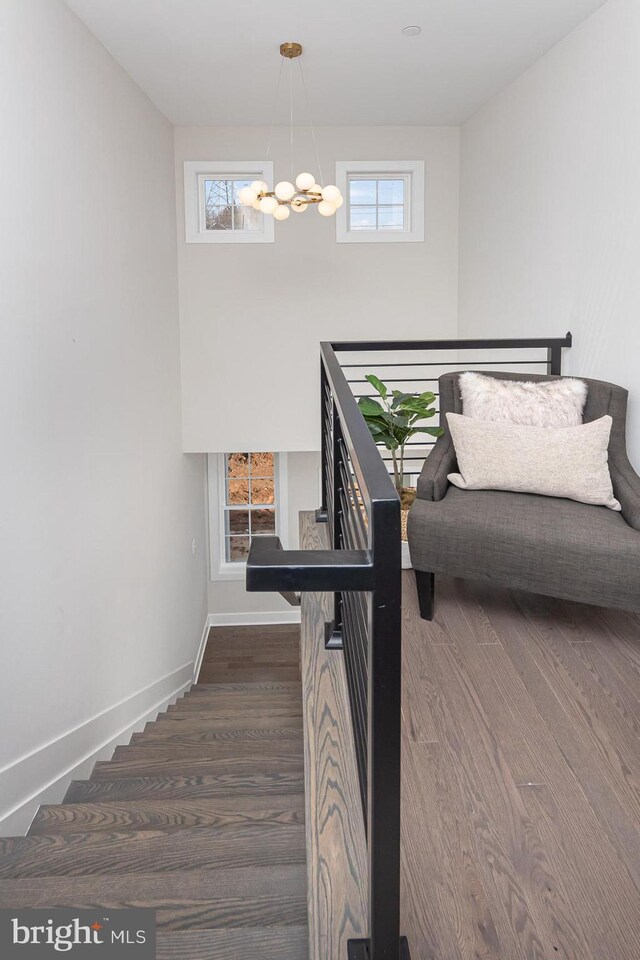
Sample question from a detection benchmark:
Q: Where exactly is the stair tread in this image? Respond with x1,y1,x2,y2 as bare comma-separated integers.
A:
113,740,303,761
185,682,301,693
135,723,303,743
91,756,303,779
0,823,306,878
158,709,303,724
197,669,302,684
156,926,308,960
30,796,304,834
64,772,304,803
0,869,307,930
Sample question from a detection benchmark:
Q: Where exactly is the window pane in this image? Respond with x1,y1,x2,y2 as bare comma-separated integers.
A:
250,452,274,476
377,179,405,205
227,453,250,478
251,509,276,536
226,509,250,535
350,205,377,230
226,536,250,562
250,478,275,505
378,205,405,230
349,179,376,205
227,479,250,504
204,180,233,231
204,179,260,232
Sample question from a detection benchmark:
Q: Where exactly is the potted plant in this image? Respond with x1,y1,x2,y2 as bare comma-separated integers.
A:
357,375,443,567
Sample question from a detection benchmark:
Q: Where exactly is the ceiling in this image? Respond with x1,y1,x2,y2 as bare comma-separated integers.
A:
64,0,606,126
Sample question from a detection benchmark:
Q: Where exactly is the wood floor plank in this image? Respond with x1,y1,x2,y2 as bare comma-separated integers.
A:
402,572,640,959
30,796,304,834
64,772,305,803
401,741,502,960
510,593,640,811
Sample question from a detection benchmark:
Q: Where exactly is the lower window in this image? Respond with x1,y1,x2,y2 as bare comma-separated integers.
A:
208,452,287,579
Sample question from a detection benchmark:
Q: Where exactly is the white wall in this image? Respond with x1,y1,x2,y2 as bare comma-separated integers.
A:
0,0,208,834
175,125,460,453
459,0,640,467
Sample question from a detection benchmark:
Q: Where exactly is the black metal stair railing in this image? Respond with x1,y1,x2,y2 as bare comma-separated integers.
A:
247,332,572,960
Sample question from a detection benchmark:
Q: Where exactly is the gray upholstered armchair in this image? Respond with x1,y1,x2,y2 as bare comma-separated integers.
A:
407,371,640,620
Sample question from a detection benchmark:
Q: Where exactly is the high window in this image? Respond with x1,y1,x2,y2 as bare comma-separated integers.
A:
335,161,425,243
184,161,274,243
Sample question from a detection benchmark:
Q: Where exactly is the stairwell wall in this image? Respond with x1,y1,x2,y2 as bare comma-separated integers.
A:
0,0,208,834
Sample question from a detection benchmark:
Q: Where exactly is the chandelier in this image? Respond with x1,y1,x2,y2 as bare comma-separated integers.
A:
238,42,343,222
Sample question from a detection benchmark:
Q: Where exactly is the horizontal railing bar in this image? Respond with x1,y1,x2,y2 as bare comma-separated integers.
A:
332,333,572,352
345,361,548,373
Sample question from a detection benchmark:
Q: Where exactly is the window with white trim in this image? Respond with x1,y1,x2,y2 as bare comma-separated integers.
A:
335,161,425,243
208,453,287,580
184,161,274,244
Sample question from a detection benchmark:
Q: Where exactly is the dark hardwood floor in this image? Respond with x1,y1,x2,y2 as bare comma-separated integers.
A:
0,624,308,960
401,572,640,960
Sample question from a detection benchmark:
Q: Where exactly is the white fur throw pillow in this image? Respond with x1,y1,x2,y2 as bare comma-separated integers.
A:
447,413,621,511
459,372,587,426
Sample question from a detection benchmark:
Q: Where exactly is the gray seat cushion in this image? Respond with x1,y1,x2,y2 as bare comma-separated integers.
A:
408,487,640,612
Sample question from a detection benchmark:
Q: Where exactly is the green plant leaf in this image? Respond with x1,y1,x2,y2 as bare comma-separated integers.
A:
391,392,415,408
364,374,387,398
357,397,385,417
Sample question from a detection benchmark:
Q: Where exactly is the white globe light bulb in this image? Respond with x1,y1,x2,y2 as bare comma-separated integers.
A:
259,196,278,215
321,185,340,203
309,184,323,196
275,181,295,201
273,204,291,221
238,186,257,206
318,200,337,217
251,198,262,210
295,172,315,191
251,180,268,195
335,194,344,208
291,198,308,213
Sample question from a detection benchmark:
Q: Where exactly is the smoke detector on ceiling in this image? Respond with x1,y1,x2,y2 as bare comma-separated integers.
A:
402,25,422,38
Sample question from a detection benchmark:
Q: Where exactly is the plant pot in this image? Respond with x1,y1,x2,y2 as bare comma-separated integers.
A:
401,536,412,570
400,486,416,570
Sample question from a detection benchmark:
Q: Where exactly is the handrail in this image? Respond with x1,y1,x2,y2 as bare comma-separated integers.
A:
246,535,373,592
247,332,572,960
330,332,572,351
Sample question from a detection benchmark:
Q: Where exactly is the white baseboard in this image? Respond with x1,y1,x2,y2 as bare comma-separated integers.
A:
0,615,211,837
193,614,213,684
207,609,302,627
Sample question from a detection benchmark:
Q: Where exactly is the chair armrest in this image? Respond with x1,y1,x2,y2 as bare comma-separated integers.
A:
416,434,456,502
610,453,640,531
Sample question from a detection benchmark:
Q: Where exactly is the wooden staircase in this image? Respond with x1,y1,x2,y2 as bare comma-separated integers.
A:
0,625,308,959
